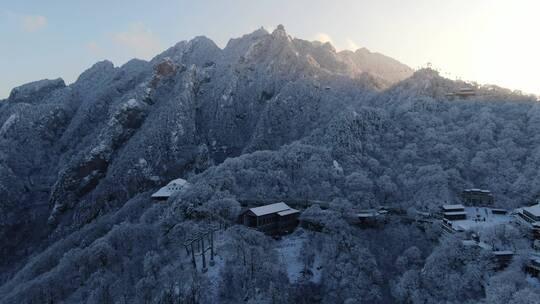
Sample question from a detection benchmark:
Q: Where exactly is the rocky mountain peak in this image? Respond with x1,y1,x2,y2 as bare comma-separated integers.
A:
153,36,220,67
251,26,270,37
338,47,413,84
271,24,289,40
8,78,66,104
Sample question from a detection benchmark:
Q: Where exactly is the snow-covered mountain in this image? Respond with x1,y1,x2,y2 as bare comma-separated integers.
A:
1,25,539,303
0,25,409,265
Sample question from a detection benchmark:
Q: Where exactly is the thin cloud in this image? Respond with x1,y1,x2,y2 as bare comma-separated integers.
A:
314,32,333,44
86,41,105,56
111,22,162,59
345,38,360,51
22,15,47,32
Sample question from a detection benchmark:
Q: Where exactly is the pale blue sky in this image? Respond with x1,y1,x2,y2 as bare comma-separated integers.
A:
1,0,539,98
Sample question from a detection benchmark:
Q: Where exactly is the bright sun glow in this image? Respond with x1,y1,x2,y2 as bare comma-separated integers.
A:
426,1,540,94
1,0,539,97
468,1,540,94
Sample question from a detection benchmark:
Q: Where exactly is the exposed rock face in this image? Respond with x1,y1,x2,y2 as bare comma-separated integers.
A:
338,48,414,84
0,25,413,277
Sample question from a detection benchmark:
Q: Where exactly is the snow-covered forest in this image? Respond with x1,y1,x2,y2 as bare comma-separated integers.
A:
1,25,540,303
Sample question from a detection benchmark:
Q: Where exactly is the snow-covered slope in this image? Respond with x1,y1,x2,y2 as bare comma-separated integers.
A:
1,25,539,304
0,25,405,276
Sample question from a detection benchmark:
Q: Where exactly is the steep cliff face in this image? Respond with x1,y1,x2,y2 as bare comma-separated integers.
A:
0,25,412,275
0,78,77,275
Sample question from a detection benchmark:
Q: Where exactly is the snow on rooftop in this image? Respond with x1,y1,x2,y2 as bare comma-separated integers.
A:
493,250,514,255
167,178,187,187
278,209,300,216
523,204,540,217
249,202,293,216
151,188,170,198
444,211,467,215
464,188,491,193
449,207,512,231
442,204,465,210
151,178,188,199
356,209,381,218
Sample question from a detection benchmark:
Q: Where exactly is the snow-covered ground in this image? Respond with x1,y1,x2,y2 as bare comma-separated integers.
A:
201,230,228,301
450,207,513,231
205,228,322,290
205,249,226,285
275,230,323,284
310,252,323,284
276,232,305,282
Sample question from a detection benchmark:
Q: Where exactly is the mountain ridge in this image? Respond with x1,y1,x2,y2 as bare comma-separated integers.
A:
1,24,407,273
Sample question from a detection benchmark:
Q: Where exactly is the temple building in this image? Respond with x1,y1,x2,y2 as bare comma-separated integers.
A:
151,178,188,201
241,202,300,235
356,208,388,228
515,203,540,240
518,204,540,223
460,189,494,206
442,204,467,221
